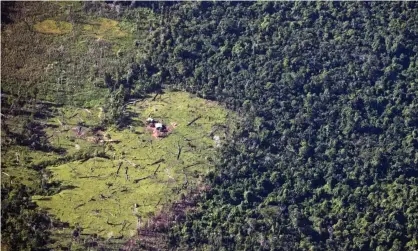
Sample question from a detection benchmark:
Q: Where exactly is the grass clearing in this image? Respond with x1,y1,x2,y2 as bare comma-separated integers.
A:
83,18,128,40
34,20,73,34
31,91,234,240
81,17,135,53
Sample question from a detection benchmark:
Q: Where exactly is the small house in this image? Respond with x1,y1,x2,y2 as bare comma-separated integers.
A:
155,123,164,131
146,117,155,124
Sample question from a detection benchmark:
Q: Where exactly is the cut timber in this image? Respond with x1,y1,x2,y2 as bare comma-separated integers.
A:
74,203,85,210
152,93,159,101
148,158,165,166
153,164,161,175
133,175,152,184
125,166,129,181
187,116,202,126
133,165,160,183
116,162,123,175
183,162,204,169
99,194,110,200
177,142,182,160
68,112,78,119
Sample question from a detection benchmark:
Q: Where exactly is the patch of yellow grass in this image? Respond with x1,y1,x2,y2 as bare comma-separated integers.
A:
34,20,73,35
86,18,128,40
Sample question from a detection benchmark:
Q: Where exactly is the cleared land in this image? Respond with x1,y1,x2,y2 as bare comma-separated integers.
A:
22,91,233,240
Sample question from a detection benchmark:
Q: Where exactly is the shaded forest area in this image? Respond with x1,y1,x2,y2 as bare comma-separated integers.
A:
133,2,418,251
2,1,418,251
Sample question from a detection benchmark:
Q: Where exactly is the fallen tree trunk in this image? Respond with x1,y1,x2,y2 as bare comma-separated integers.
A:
153,164,161,175
134,165,161,183
116,161,123,175
152,92,159,101
74,203,85,210
177,142,182,160
68,112,78,119
125,166,129,181
133,175,152,184
187,116,202,126
148,158,164,166
183,162,204,169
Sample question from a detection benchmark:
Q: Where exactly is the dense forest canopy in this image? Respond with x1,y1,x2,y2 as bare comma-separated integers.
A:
134,2,418,250
1,1,418,250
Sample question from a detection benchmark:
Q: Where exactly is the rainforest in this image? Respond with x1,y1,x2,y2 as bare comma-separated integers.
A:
1,2,418,251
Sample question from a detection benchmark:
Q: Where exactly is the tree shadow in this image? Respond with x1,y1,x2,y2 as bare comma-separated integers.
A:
40,181,79,196
118,111,145,129
7,121,67,154
1,2,16,25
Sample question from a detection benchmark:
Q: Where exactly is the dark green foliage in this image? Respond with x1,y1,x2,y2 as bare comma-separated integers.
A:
1,184,51,251
102,83,126,125
134,2,418,250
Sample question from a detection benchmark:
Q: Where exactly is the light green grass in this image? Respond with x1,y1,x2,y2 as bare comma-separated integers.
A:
34,20,73,34
32,91,234,238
